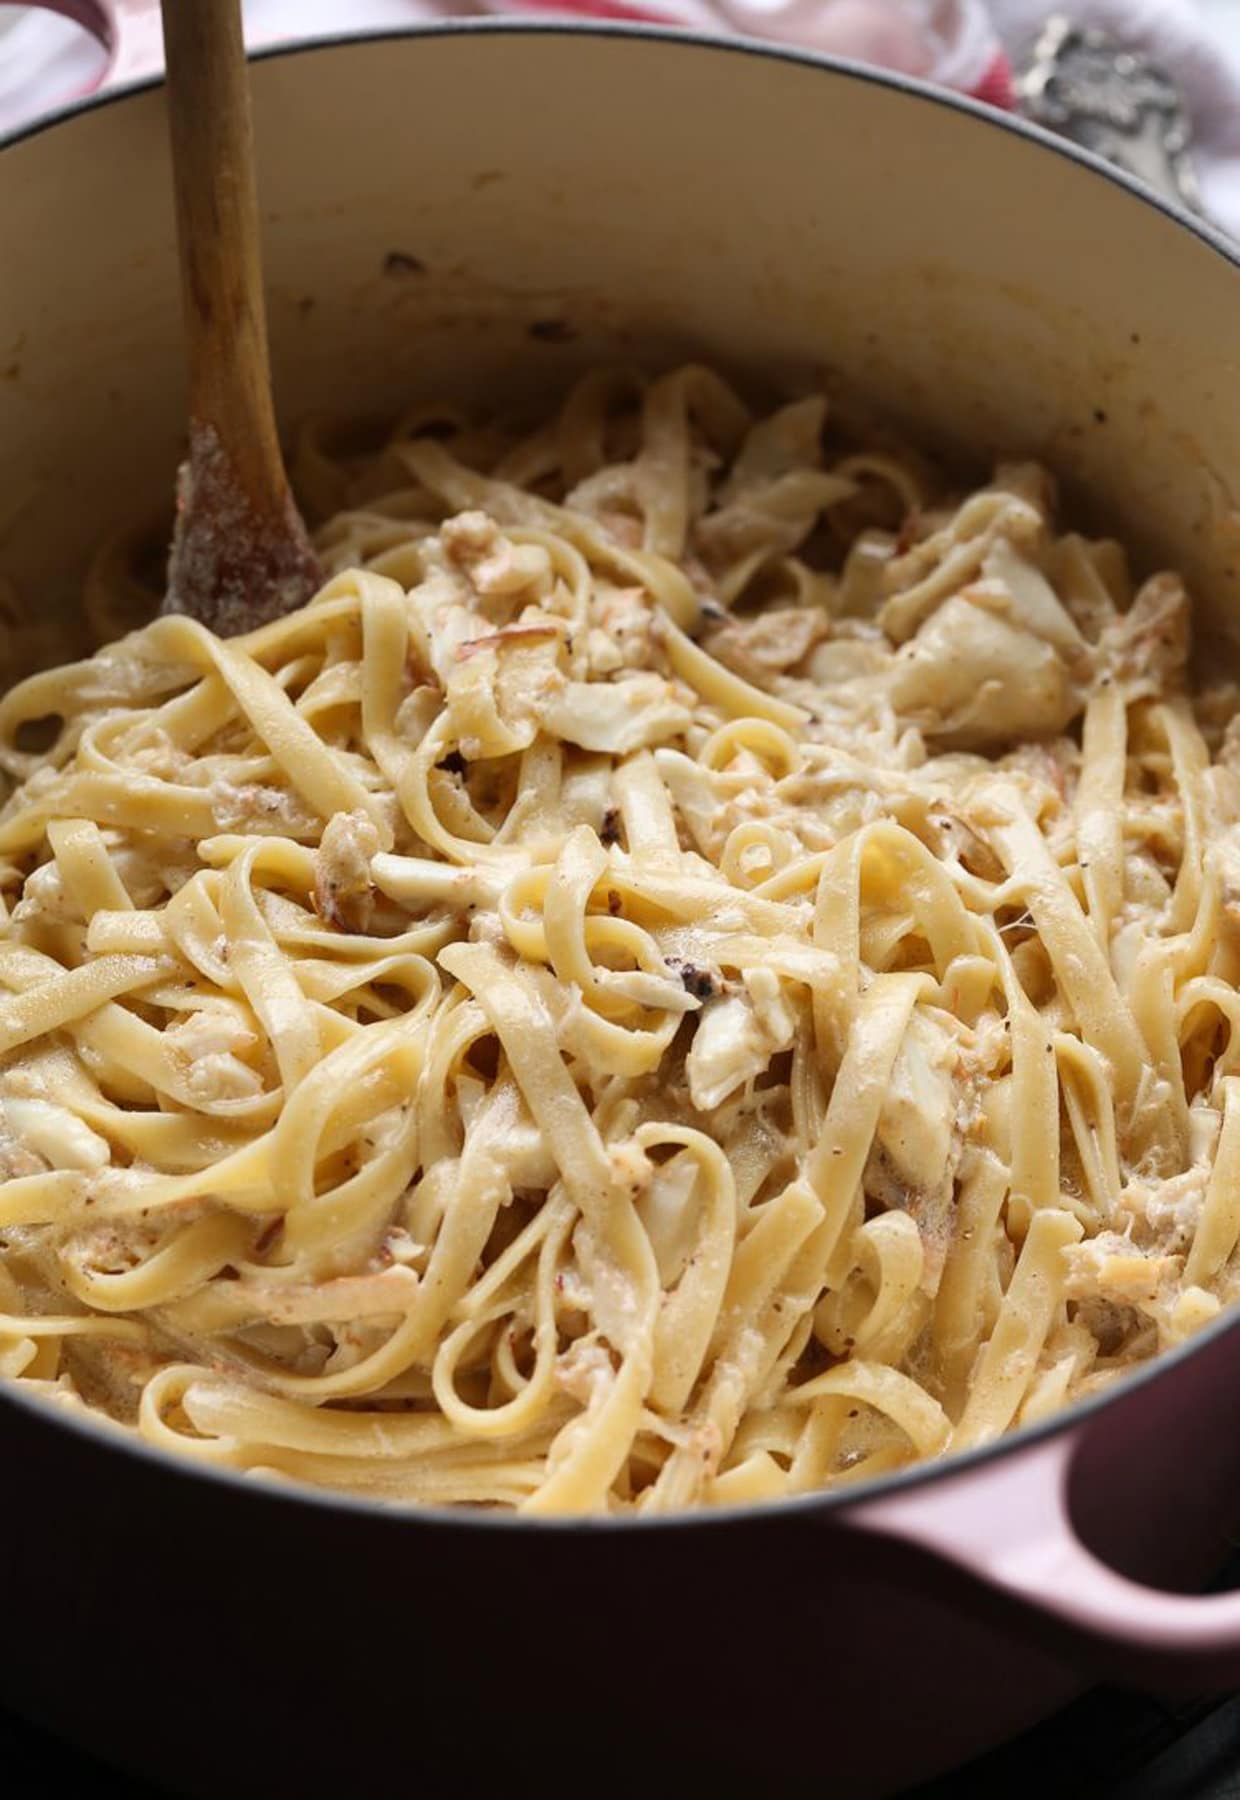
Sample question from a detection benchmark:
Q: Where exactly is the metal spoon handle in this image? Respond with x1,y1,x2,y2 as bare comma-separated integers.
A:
1017,14,1202,216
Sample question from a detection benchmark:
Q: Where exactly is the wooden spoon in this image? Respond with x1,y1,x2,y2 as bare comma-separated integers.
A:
159,0,319,636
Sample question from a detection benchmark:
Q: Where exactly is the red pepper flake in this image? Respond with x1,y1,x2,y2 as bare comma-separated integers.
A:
254,1218,282,1255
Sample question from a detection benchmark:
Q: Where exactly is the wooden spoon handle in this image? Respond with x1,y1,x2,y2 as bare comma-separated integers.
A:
160,0,286,523
158,0,318,635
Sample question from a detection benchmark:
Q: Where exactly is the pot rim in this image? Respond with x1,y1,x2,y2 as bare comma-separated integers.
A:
2,14,1238,272
3,18,1240,1535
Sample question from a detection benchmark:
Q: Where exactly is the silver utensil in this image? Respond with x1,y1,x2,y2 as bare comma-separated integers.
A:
1017,14,1202,216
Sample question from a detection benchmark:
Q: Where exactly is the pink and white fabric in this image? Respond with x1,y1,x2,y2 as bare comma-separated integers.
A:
0,0,1009,118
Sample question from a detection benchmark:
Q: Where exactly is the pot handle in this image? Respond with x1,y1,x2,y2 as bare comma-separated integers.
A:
838,1419,1240,1687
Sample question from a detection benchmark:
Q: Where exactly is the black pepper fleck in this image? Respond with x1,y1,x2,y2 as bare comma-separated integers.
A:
671,959,718,1001
529,318,575,343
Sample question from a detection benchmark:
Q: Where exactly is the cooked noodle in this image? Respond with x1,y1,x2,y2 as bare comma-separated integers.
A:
0,364,1235,1512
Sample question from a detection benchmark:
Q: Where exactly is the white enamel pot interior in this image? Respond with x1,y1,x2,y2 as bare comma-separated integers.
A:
7,25,1240,1798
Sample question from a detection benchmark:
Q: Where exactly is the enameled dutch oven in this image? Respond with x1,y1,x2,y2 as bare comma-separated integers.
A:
7,23,1240,1797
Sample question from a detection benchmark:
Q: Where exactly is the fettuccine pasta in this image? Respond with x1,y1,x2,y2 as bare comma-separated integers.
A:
0,364,1235,1513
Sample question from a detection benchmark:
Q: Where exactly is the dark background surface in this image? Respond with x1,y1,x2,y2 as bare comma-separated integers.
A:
6,1663,1240,1797
915,1688,1240,1799
6,1694,1240,1797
